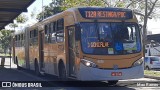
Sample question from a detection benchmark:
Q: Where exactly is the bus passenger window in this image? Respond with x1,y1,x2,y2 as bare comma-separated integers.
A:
18,35,20,47
50,22,56,43
33,29,38,44
21,34,24,46
56,19,64,42
30,30,38,46
57,19,64,30
45,25,49,43
15,35,17,47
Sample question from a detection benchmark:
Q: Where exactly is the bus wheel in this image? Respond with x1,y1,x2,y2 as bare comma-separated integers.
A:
16,57,21,70
59,62,67,81
108,80,118,85
35,60,40,76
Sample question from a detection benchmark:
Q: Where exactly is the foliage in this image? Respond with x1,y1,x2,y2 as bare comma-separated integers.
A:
8,13,28,30
125,0,160,44
62,0,106,9
16,14,28,23
8,23,18,30
0,30,12,54
144,70,160,77
37,0,64,21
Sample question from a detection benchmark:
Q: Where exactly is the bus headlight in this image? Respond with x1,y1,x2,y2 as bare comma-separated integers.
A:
132,57,144,67
81,59,98,68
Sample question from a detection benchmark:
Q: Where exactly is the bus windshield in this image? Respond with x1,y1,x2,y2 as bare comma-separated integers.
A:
80,22,141,55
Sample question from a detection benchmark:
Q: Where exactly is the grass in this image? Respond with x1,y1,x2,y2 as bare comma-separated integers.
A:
144,70,160,77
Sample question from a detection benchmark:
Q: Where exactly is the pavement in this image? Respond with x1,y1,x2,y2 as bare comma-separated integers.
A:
0,57,160,80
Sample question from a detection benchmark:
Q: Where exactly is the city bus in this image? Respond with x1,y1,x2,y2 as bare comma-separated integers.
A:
12,7,144,84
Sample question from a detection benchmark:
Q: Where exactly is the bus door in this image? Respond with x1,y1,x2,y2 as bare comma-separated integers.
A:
68,26,76,77
39,31,44,71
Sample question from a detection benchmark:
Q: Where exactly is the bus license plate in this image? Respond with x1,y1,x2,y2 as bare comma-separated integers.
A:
111,72,122,76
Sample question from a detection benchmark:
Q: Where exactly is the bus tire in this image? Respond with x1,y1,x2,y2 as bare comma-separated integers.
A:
58,61,67,81
108,80,118,85
35,60,40,76
16,57,21,70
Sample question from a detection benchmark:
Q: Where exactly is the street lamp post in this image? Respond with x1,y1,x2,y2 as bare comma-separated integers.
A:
42,0,44,20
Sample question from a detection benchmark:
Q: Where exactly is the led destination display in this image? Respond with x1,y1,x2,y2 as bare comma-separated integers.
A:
79,8,133,19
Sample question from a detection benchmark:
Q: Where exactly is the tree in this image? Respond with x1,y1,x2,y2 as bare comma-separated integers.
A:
8,23,18,31
8,13,28,30
37,0,64,21
0,30,12,54
62,0,106,9
16,14,28,23
124,0,160,44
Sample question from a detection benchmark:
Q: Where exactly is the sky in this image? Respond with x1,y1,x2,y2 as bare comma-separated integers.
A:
5,0,52,30
27,0,52,15
25,0,52,25
148,19,160,34
6,0,160,34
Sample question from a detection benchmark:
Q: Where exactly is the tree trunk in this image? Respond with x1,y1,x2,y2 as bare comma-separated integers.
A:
142,0,148,57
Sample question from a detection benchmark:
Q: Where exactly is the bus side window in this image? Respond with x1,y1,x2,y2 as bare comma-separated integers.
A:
30,30,34,46
45,24,49,43
48,23,53,43
50,22,56,43
18,34,21,47
21,34,24,46
33,29,38,45
56,18,64,43
15,35,17,47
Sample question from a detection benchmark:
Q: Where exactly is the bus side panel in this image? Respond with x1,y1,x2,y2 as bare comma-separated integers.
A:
43,43,59,75
28,29,39,71
29,44,39,70
15,34,26,68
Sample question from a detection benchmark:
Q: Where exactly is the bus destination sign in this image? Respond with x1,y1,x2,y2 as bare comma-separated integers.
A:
78,8,133,19
85,11,126,18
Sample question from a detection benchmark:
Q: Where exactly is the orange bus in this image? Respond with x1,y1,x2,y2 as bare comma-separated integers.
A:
12,7,144,84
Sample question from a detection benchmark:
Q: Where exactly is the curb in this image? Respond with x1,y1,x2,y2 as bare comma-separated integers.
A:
144,75,160,80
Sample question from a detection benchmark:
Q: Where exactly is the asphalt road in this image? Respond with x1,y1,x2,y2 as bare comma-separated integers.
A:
0,58,160,90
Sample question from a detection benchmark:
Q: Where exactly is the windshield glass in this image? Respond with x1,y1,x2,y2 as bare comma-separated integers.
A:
81,22,141,55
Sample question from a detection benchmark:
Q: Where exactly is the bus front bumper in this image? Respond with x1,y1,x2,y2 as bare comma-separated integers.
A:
77,63,144,81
